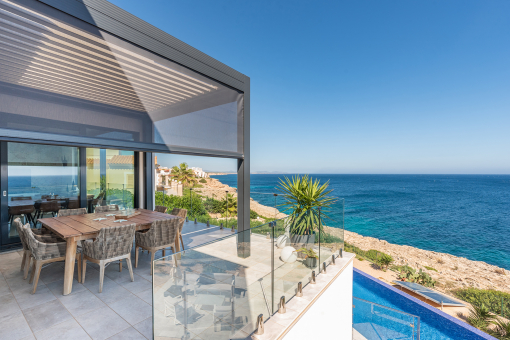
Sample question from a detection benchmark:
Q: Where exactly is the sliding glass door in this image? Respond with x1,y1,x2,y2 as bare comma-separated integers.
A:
86,149,135,212
1,142,80,246
0,143,138,248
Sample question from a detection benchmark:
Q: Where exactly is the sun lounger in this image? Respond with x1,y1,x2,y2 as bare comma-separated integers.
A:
393,281,465,307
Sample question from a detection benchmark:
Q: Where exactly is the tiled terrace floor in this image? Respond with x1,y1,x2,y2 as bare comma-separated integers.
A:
0,222,234,340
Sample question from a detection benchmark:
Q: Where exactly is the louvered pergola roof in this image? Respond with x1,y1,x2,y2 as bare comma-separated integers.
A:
0,0,219,113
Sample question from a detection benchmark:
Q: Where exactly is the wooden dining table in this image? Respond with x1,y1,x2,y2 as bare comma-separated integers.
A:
38,208,180,295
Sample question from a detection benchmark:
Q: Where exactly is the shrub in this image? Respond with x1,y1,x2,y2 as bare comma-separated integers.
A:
321,233,343,244
378,254,394,271
199,178,207,183
155,192,206,217
250,210,259,219
466,304,496,331
344,242,393,270
104,188,134,208
491,318,510,339
455,288,510,319
394,265,436,287
204,197,224,214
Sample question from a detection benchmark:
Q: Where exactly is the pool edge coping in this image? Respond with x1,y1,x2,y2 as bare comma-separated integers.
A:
353,268,497,340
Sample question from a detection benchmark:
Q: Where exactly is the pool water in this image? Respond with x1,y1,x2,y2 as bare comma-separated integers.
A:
353,269,493,340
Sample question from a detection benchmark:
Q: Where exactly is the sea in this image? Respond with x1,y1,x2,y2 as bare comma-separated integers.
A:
211,174,510,270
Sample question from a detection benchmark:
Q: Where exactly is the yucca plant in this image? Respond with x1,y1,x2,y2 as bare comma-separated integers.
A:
491,318,510,339
277,175,336,235
221,193,237,217
466,304,496,331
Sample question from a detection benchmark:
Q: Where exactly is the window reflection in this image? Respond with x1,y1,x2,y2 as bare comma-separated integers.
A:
7,143,80,239
86,149,135,211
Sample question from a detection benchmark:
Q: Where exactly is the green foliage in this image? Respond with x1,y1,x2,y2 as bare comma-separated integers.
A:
250,210,259,219
321,232,343,244
155,192,206,217
105,188,134,208
394,266,436,287
199,178,207,183
203,197,224,214
491,318,510,339
344,242,393,270
277,175,336,236
455,288,510,319
221,193,237,216
466,304,496,332
171,163,197,186
378,254,394,271
424,266,438,272
297,247,318,259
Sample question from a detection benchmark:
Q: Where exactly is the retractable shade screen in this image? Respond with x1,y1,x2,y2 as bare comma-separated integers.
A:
0,0,244,155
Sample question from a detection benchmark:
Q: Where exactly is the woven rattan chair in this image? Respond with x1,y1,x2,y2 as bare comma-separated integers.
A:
13,218,57,279
170,208,187,251
67,198,80,209
81,224,136,293
58,208,87,217
35,200,59,220
94,205,119,213
135,219,179,274
23,223,82,294
155,205,168,214
8,204,35,225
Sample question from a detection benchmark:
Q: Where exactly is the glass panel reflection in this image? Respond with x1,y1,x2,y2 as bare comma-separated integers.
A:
7,142,80,239
86,148,135,211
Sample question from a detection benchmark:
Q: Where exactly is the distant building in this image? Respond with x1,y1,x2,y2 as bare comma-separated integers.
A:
155,166,183,196
191,167,208,178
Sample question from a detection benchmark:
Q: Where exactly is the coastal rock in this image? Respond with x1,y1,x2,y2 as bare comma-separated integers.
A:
197,178,287,219
326,227,510,295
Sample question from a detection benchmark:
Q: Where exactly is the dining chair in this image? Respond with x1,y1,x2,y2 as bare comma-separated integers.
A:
155,205,168,214
8,204,35,225
81,224,136,293
67,198,80,209
58,208,87,217
94,205,119,213
23,223,82,293
13,218,59,279
135,218,179,274
170,208,187,251
35,200,60,220
11,196,32,201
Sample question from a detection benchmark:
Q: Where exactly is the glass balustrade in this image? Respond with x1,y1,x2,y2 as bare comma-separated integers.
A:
153,195,346,338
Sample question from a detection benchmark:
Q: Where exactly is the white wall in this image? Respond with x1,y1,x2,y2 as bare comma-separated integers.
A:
283,261,353,340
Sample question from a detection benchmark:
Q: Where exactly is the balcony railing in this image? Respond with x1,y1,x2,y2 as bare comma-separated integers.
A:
152,200,345,339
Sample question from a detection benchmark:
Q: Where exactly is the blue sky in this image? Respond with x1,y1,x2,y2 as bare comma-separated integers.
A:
110,0,510,174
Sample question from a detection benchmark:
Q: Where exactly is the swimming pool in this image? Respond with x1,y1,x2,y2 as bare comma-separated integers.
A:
353,269,495,340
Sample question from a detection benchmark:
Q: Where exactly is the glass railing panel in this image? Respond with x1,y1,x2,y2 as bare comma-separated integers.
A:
105,182,134,209
269,217,314,313
353,297,420,340
153,221,275,339
319,198,345,270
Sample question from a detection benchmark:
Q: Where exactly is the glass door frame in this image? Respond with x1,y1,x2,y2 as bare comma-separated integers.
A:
0,141,141,250
0,141,18,249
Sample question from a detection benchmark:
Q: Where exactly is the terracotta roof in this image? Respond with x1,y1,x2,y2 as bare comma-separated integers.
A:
108,155,134,165
86,155,134,165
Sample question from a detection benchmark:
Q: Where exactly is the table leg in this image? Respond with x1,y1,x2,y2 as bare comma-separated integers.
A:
63,237,77,295
174,231,181,260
